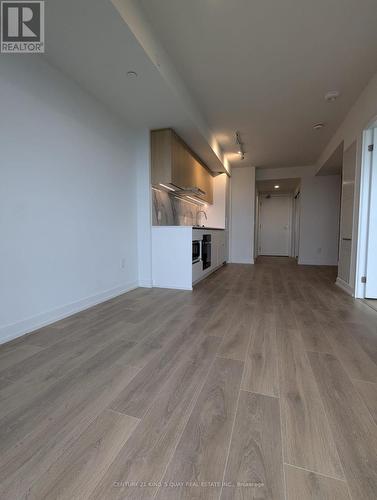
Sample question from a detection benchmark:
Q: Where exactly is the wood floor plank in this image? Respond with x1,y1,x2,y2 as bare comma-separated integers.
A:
218,305,251,361
292,305,333,353
110,322,201,418
0,344,43,373
25,409,139,500
308,351,377,500
285,465,351,500
220,391,284,500
0,335,166,498
202,298,239,338
242,312,279,396
343,321,377,365
276,327,343,479
91,336,221,500
0,377,10,391
0,363,140,499
154,357,243,500
0,319,135,385
352,379,377,425
320,319,377,382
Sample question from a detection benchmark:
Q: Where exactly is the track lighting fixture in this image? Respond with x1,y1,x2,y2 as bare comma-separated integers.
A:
235,131,245,160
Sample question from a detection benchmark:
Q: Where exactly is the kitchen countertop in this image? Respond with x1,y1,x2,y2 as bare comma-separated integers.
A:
192,226,225,230
152,225,225,230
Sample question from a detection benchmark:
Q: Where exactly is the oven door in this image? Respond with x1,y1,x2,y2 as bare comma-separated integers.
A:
192,240,201,264
202,235,211,270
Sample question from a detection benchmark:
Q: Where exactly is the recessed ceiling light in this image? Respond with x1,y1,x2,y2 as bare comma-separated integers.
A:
313,122,325,130
274,185,280,189
127,71,138,78
325,90,340,102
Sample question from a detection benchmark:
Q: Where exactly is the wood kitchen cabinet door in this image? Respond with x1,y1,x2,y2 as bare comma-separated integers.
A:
151,128,214,204
191,157,214,204
171,135,193,189
200,164,214,204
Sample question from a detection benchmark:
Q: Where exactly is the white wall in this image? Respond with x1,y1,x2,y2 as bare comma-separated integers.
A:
230,167,255,264
256,166,341,266
318,71,377,167
299,175,341,265
317,69,377,295
0,56,147,344
136,131,153,287
205,173,227,229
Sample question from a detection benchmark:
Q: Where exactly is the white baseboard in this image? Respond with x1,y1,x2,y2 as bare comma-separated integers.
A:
298,258,338,266
335,277,354,297
228,259,254,264
0,281,139,346
138,280,153,288
152,284,193,291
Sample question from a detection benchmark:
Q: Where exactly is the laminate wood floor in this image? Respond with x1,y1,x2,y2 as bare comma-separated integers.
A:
1,257,377,499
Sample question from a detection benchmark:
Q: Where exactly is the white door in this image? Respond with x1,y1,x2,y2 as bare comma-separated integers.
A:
365,128,377,298
259,195,291,256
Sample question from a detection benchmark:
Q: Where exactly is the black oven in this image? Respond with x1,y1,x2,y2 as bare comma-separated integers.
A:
202,234,211,270
192,240,201,264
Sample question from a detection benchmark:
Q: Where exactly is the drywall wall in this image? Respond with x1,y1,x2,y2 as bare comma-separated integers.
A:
299,175,341,265
136,131,153,287
318,71,377,167
0,56,145,343
256,166,341,266
338,142,357,284
257,165,318,181
317,69,377,295
205,173,227,228
230,167,255,264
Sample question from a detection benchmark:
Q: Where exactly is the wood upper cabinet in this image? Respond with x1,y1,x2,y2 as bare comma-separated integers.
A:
151,129,214,204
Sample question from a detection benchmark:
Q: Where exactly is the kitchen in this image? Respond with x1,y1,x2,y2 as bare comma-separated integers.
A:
150,128,229,290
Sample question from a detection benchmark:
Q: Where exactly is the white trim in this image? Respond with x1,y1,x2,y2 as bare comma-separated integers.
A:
138,279,153,288
229,259,255,265
335,277,354,296
355,125,376,298
298,260,338,266
152,284,193,291
0,281,139,346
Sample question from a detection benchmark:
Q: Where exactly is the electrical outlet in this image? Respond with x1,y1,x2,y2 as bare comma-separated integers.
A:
121,258,126,269
317,247,322,254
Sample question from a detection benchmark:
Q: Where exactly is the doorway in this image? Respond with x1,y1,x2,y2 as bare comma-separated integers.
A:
259,194,292,256
356,123,377,300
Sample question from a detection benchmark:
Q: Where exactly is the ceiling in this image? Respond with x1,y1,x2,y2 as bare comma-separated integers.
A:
139,0,377,168
43,0,228,173
257,178,300,194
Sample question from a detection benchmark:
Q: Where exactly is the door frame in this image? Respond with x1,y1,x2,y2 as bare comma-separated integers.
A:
292,191,301,259
355,119,377,298
258,193,293,256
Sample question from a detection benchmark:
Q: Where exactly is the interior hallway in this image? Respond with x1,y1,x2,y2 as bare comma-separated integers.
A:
0,258,376,499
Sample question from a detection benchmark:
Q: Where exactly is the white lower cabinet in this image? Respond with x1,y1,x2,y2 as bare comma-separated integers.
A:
192,229,226,285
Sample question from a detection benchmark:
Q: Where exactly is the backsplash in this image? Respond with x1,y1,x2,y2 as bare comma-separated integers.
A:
152,189,203,226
